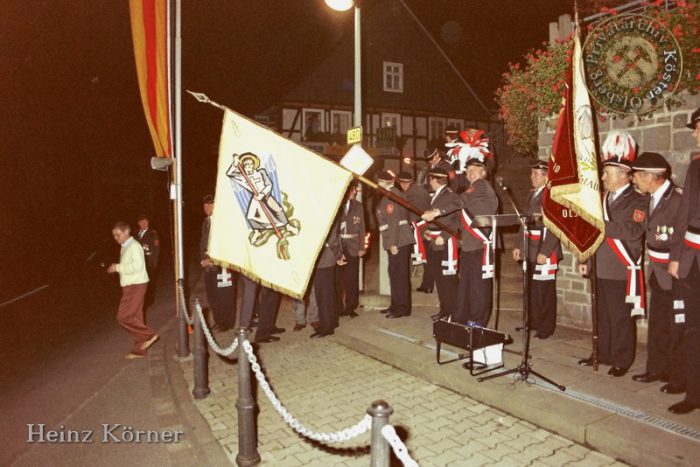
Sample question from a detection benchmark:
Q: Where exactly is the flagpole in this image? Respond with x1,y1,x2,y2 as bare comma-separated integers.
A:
173,0,189,357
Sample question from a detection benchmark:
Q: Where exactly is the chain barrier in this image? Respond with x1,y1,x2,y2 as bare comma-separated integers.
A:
178,283,194,325
194,302,239,356
242,340,372,443
381,425,419,467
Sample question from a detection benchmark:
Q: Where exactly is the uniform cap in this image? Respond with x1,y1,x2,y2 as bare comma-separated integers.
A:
397,171,414,182
202,194,215,204
427,167,449,178
687,107,700,130
422,143,441,160
529,160,548,171
376,170,396,182
631,152,669,173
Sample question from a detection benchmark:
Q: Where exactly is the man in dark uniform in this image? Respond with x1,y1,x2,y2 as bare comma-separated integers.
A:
417,144,453,293
419,168,462,319
667,107,700,414
630,152,682,385
312,217,345,337
512,160,563,339
375,170,415,318
199,195,237,331
397,171,432,292
453,153,498,326
136,214,160,307
579,131,646,377
337,183,366,318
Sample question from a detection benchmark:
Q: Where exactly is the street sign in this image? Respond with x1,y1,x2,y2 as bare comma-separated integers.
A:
346,126,362,145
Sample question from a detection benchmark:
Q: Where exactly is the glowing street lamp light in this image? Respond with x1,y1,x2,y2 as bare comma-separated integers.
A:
324,0,353,12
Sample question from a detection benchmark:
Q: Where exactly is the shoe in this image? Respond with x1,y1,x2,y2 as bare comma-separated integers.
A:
534,333,551,340
310,321,321,330
380,307,392,314
386,312,410,319
668,400,698,414
293,324,306,332
431,312,450,320
255,335,280,343
660,383,686,394
126,353,145,360
140,334,160,351
578,357,594,366
632,372,666,383
608,366,627,377
271,327,286,334
416,287,433,293
346,310,359,318
516,326,528,332
310,330,334,338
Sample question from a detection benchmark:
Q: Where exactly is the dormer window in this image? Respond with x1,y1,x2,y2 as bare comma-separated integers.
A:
383,61,403,93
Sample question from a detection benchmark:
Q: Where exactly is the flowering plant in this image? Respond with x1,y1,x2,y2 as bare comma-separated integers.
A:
495,0,699,156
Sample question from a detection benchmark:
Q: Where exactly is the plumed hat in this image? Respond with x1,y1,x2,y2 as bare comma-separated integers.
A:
445,128,491,170
601,130,638,170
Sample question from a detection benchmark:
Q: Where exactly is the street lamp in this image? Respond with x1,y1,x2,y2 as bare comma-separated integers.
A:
325,0,361,128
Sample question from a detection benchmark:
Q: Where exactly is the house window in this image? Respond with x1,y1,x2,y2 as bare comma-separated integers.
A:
381,113,401,135
428,117,446,141
383,62,403,93
330,110,352,135
302,109,324,140
446,118,464,131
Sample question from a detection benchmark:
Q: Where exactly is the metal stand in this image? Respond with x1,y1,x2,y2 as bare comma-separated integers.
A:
479,182,565,391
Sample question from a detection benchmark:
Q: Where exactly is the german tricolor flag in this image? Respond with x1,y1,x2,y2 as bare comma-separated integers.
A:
129,0,172,158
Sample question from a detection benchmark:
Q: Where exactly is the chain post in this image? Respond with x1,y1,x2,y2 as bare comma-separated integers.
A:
368,400,393,467
191,298,210,399
236,328,260,466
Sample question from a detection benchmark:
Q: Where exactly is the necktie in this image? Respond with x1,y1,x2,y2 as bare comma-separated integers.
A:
649,196,656,214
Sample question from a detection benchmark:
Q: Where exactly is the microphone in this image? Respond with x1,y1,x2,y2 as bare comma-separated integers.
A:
496,176,508,191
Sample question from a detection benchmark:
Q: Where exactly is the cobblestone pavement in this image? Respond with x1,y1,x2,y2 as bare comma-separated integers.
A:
180,301,628,467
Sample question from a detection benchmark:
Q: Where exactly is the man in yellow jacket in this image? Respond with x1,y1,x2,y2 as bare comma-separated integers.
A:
107,221,159,359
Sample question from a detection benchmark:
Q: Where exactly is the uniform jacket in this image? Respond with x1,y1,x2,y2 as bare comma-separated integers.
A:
519,188,563,263
425,185,461,250
376,186,415,250
646,181,682,290
340,199,366,257
136,228,160,269
317,219,343,268
670,158,700,278
402,183,431,223
459,178,498,252
595,184,646,280
200,217,211,262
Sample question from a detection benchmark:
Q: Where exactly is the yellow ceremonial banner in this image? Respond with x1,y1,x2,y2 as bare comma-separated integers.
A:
208,110,353,298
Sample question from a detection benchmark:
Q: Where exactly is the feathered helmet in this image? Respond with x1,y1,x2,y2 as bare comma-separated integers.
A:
445,129,491,172
601,130,638,170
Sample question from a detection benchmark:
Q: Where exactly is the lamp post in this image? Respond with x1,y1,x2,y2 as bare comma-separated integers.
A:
324,0,361,128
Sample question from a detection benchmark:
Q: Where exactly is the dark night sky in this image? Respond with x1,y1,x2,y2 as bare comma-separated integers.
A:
0,0,575,294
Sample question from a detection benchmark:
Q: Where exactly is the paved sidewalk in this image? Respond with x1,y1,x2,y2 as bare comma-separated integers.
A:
179,237,700,466
179,300,625,466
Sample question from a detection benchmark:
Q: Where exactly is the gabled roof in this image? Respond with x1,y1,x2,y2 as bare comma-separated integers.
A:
281,0,493,121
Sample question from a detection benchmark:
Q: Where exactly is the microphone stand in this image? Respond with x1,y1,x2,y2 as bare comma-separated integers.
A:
478,179,565,391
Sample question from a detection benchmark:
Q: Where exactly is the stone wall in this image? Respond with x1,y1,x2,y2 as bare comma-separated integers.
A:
537,94,700,336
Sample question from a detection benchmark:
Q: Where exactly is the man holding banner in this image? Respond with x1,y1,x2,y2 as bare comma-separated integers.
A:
578,131,646,377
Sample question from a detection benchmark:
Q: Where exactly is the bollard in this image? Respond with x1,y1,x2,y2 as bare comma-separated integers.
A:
368,400,394,467
191,298,210,399
176,280,190,358
236,328,260,466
